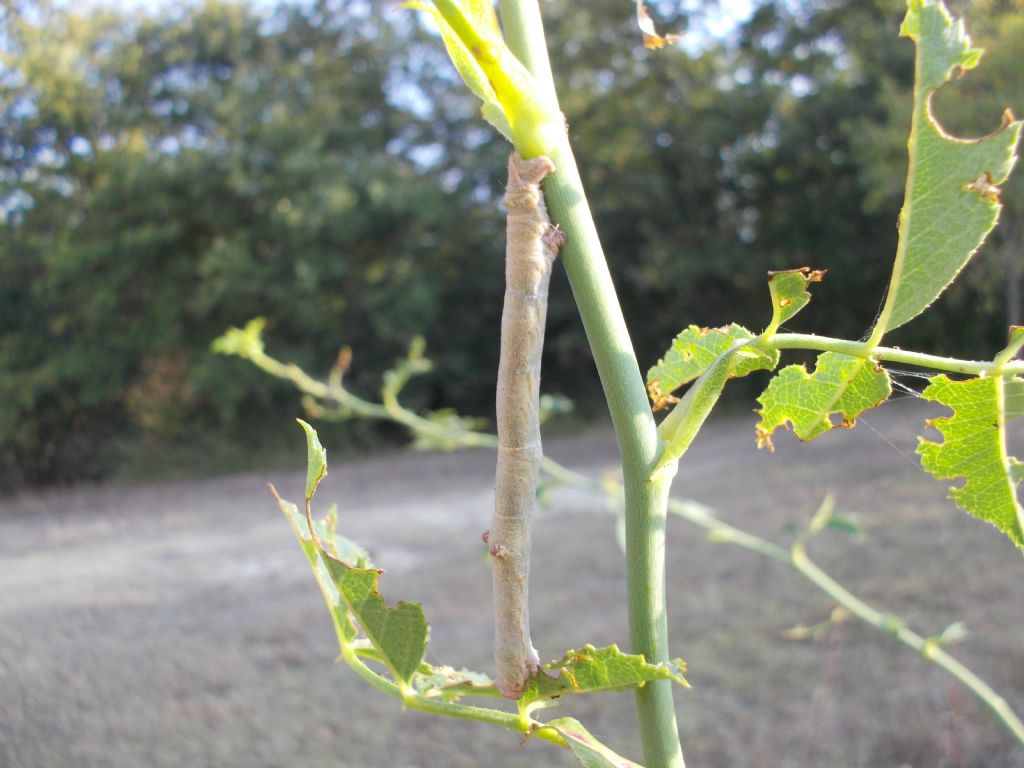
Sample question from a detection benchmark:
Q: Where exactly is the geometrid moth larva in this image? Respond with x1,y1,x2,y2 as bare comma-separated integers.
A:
486,153,565,699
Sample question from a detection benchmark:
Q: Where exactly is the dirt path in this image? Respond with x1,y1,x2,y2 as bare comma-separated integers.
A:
2,405,1023,767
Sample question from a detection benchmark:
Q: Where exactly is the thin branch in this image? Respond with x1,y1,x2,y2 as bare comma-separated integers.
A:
769,333,1024,377
228,338,1024,749
337,644,567,747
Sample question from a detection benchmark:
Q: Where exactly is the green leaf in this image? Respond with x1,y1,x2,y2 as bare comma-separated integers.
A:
871,0,1022,338
210,317,266,359
408,0,562,156
412,666,496,700
279,485,433,683
283,422,430,684
648,269,822,407
917,373,1024,550
806,493,836,534
317,504,371,567
319,553,429,685
646,323,777,407
654,343,735,473
457,0,501,32
937,621,969,645
546,718,644,768
313,548,426,684
756,352,892,449
521,644,688,705
298,419,327,502
273,489,358,645
1006,377,1024,420
404,2,512,140
824,514,866,540
764,268,826,336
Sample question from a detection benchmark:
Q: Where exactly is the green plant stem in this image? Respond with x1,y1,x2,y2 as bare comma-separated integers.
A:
675,502,1024,747
540,143,683,765
498,2,683,766
241,344,496,449
789,546,1024,746
769,333,1024,376
337,644,567,747
239,337,1024,749
655,342,743,476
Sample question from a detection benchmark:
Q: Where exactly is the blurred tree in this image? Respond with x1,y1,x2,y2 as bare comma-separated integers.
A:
0,0,1018,485
543,0,1020,367
0,0,503,484
537,0,907,371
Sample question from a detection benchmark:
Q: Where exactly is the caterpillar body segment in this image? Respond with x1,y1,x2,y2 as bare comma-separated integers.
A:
490,153,564,699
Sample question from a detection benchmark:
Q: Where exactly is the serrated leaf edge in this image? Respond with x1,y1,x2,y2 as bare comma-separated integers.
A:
755,353,892,450
917,372,1024,550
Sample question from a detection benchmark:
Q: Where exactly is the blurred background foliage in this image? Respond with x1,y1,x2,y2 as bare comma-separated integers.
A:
0,0,1020,487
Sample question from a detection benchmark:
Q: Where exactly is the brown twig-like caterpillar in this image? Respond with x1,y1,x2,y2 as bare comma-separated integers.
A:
487,152,565,699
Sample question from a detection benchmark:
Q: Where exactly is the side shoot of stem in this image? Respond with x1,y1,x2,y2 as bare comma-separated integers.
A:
244,325,1024,750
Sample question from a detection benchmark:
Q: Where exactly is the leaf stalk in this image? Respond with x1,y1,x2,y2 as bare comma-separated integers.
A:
242,331,1024,750
770,333,1024,377
338,643,568,746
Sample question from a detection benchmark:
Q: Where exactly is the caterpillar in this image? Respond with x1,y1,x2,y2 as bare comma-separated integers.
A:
489,152,565,699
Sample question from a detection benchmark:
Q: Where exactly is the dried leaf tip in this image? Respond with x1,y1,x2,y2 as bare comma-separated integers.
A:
637,1,683,50
334,345,352,374
647,379,679,412
755,423,775,452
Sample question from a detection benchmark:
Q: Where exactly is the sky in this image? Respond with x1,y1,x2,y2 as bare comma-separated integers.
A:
71,0,757,51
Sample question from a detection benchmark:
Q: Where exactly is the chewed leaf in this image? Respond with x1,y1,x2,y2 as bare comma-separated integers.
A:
521,644,688,705
765,268,826,335
917,373,1024,550
316,504,371,566
322,556,428,685
273,488,358,644
287,422,429,684
647,324,777,408
648,267,827,410
413,665,496,700
871,0,1021,337
547,718,644,768
756,352,892,450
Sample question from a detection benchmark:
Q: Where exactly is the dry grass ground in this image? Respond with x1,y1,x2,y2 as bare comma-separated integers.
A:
1,400,1023,767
